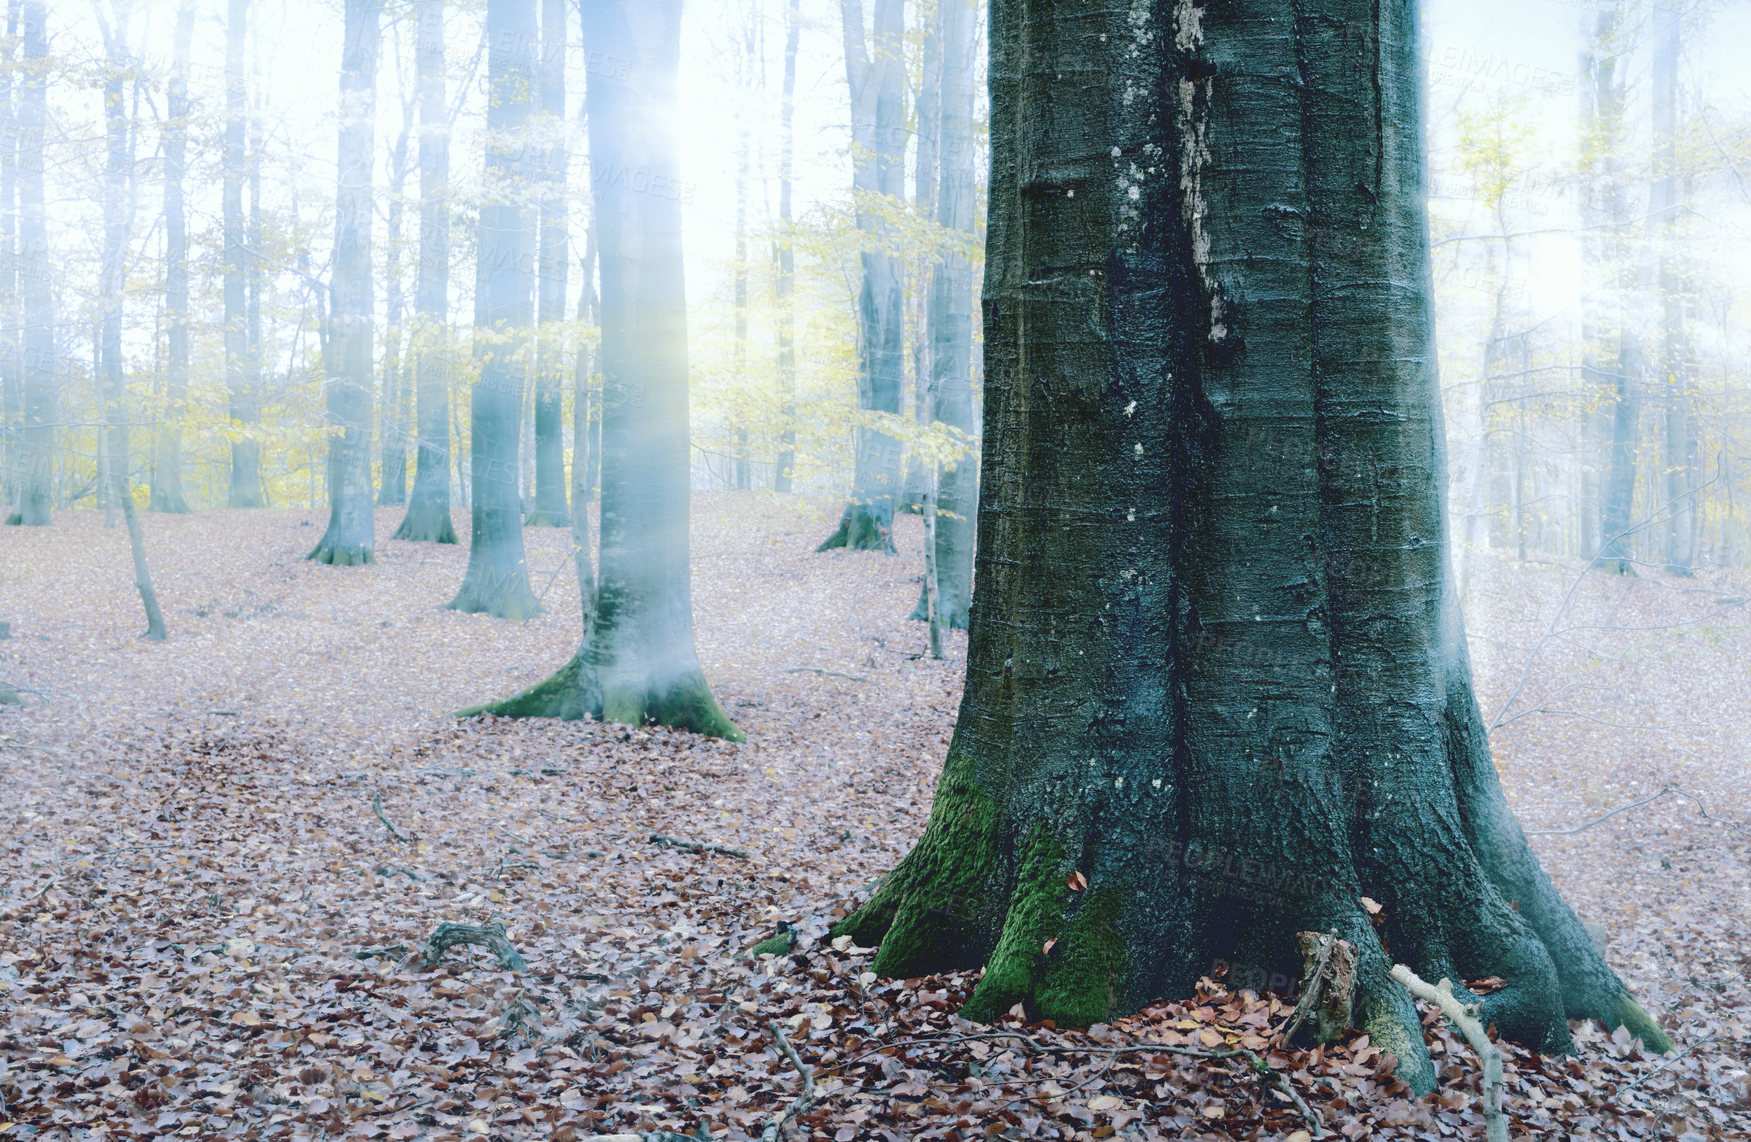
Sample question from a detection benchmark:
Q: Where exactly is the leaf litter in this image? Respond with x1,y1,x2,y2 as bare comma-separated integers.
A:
0,497,1746,1140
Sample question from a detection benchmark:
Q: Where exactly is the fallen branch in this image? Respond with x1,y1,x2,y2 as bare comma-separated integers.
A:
650,833,749,858
354,944,410,962
372,792,414,843
760,1019,816,1142
419,919,526,971
1392,964,1506,1142
783,666,870,683
1524,785,1750,840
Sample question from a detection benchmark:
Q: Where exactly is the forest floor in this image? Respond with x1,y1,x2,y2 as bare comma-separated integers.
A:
0,496,1746,1142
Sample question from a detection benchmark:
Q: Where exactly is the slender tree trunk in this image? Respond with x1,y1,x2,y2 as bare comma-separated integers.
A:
900,0,939,516
449,0,540,615
1652,4,1692,575
731,5,755,494
818,0,905,552
379,105,412,507
222,0,263,507
528,0,570,526
772,0,798,493
571,224,598,623
909,0,975,630
5,0,48,526
394,0,457,543
308,0,380,564
150,1,192,513
0,1,18,514
1587,1,1638,573
838,0,1671,1095
475,0,738,741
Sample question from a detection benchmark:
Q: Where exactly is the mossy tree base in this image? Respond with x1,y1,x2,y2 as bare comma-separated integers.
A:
446,581,540,622
308,543,375,567
817,502,895,553
523,509,569,528
392,509,458,544
463,652,743,742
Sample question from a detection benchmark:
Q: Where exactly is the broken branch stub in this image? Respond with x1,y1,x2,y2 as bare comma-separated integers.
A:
1285,930,1356,1047
419,919,526,971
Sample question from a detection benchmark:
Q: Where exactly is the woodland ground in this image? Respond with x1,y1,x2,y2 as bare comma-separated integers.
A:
0,495,1746,1141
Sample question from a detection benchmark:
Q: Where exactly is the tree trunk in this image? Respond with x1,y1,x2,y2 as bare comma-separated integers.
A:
5,0,48,527
818,0,905,553
899,0,939,517
222,0,263,507
837,0,1671,1096
474,0,738,742
1652,4,1692,575
0,0,19,514
308,0,380,565
571,224,598,626
379,100,413,507
909,0,976,631
1586,1,1638,574
731,5,755,494
150,1,193,513
772,0,798,494
448,0,540,616
393,0,457,543
527,0,570,527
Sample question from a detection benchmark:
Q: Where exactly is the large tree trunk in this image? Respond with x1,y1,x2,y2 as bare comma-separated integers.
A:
838,0,1671,1096
150,1,193,513
1652,4,1693,575
527,0,570,527
393,0,457,544
818,0,905,553
222,0,264,508
308,0,380,565
909,0,976,631
448,0,540,616
771,0,799,494
473,0,738,742
5,0,48,526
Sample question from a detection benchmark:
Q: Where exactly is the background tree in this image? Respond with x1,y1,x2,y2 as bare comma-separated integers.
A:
5,0,48,526
393,0,457,544
474,0,738,742
837,0,1670,1095
377,35,415,509
448,0,539,617
909,0,975,630
222,0,263,508
0,1,18,512
1652,3,1693,575
817,0,905,552
526,0,569,527
308,0,380,565
149,1,192,514
770,0,798,494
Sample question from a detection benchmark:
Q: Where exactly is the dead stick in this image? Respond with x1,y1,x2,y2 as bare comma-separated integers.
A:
373,792,414,843
760,1020,816,1142
1392,965,1506,1142
650,833,749,858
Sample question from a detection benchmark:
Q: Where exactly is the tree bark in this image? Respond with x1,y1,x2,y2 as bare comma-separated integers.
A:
222,0,263,507
771,0,799,494
5,0,48,526
308,0,380,565
731,4,755,494
0,0,19,516
909,0,976,630
817,0,905,553
448,0,540,615
571,223,598,627
899,0,940,517
838,0,1671,1095
474,0,738,742
393,0,457,544
150,0,193,513
379,89,414,508
527,0,570,527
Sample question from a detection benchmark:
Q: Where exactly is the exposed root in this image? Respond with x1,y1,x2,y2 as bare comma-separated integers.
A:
418,919,525,972
372,792,414,843
650,833,748,858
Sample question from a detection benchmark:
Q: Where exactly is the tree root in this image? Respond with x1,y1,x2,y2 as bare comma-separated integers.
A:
1392,964,1506,1142
650,833,748,858
418,919,525,971
372,793,414,843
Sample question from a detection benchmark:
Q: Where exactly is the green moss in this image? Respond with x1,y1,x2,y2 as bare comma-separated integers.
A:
1357,982,1437,1096
463,654,592,720
1031,887,1126,1027
835,754,1000,973
1610,991,1674,1054
648,671,744,742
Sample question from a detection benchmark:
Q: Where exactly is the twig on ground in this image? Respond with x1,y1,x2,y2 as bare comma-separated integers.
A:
372,792,414,843
418,919,526,971
1620,1033,1717,1092
783,666,870,682
497,823,531,846
1525,785,1751,839
374,865,424,882
650,833,749,858
353,944,409,962
760,1019,816,1142
1393,964,1506,1142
